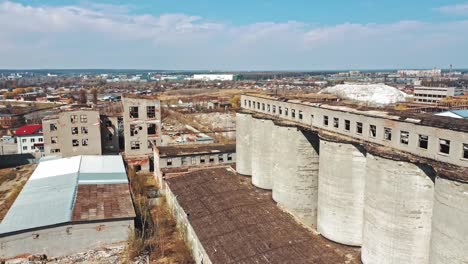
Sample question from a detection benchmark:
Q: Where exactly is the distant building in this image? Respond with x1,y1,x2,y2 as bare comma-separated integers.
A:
0,114,23,129
14,124,44,154
192,74,235,81
0,155,135,258
42,109,103,156
413,86,464,104
398,69,442,77
435,110,468,119
122,95,161,172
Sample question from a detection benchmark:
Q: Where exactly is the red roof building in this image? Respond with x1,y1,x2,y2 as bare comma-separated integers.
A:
14,124,43,136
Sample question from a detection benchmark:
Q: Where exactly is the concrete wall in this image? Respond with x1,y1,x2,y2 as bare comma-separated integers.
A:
235,113,252,176
43,110,102,157
429,177,468,264
0,220,133,259
163,180,212,264
251,118,274,190
159,152,236,169
122,96,161,157
101,116,120,154
317,140,366,246
272,124,319,228
362,154,434,264
241,94,468,168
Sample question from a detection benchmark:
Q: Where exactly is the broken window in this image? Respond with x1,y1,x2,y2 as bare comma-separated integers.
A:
200,156,206,164
147,106,156,118
82,139,88,146
419,135,428,149
272,105,276,114
299,111,303,120
209,156,215,163
218,154,224,162
148,124,157,135
72,139,79,147
285,108,289,116
51,137,58,144
248,100,251,108
130,124,142,136
131,141,140,150
267,104,270,112
333,117,339,128
439,139,450,154
291,109,296,118
81,127,88,134
227,153,233,161
181,157,187,166
167,158,172,166
129,106,139,118
323,116,329,126
262,103,265,111
356,122,363,134
148,140,155,149
50,123,57,131
400,131,409,145
80,115,87,123
463,144,468,159
244,99,247,107
279,106,282,115
71,127,78,135
51,148,60,153
70,115,78,123
369,125,377,138
384,127,392,141
345,120,350,131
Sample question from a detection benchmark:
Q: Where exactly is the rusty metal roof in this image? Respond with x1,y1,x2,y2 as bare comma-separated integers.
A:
166,167,360,264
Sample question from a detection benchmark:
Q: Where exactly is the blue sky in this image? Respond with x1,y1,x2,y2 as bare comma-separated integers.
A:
1,0,468,70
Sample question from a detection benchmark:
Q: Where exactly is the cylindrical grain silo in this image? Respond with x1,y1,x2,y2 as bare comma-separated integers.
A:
235,112,253,176
362,153,435,264
272,123,320,228
251,117,274,189
429,177,468,264
317,139,366,246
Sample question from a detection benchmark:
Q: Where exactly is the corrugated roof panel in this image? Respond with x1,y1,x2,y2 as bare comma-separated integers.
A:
0,172,78,235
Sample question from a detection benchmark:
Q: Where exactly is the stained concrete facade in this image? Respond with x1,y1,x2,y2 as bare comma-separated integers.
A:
43,110,102,157
100,115,120,154
0,220,133,258
236,94,468,264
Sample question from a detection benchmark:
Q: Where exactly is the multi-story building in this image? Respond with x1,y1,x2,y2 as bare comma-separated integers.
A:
122,95,161,172
413,86,464,104
0,114,23,129
14,124,44,154
42,109,102,157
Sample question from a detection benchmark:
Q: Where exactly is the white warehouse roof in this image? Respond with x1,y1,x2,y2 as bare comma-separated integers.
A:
0,155,129,235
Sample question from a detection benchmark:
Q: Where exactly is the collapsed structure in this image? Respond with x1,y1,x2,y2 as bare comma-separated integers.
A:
236,93,467,264
0,155,135,259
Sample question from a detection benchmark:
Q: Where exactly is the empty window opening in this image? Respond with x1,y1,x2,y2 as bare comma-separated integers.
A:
439,139,450,154
323,116,329,126
72,139,79,147
167,158,172,166
181,157,187,166
130,124,142,136
134,165,142,172
384,127,392,141
51,137,58,144
82,139,88,146
400,131,409,145
262,103,265,111
81,127,88,134
148,124,157,135
267,104,271,112
219,154,224,162
345,120,350,131
463,144,468,159
147,106,156,118
272,105,276,114
369,125,377,138
129,106,139,118
291,109,296,118
51,149,61,153
130,141,140,150
356,122,363,134
71,127,78,135
227,154,233,161
419,135,428,149
333,118,339,128
209,156,215,163
200,157,206,164
70,115,78,123
310,114,314,125
80,115,87,123
285,108,289,116
257,102,260,109
279,107,282,115
50,123,57,131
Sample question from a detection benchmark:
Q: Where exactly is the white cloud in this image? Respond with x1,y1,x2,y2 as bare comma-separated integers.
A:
436,2,468,15
0,1,468,70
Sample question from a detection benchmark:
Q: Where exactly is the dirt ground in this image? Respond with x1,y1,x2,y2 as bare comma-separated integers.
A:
0,163,36,221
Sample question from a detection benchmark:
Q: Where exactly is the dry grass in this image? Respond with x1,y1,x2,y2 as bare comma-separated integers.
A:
0,165,35,222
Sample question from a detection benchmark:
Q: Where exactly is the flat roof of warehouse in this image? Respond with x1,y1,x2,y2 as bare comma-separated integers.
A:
0,155,133,236
157,143,235,157
165,167,360,264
